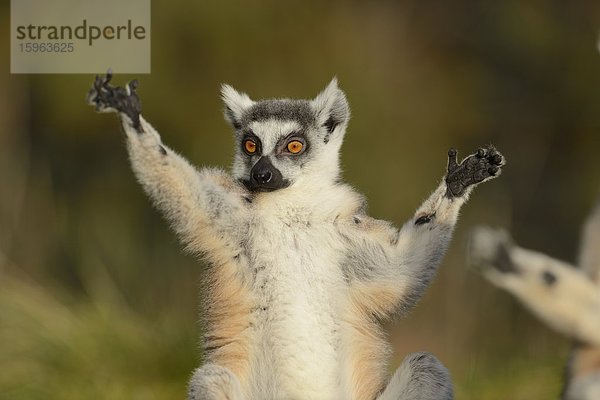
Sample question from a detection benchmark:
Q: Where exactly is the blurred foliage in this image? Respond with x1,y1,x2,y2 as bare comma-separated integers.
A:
1,1,600,399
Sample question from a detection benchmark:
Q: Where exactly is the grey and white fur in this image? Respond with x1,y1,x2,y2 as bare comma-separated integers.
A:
87,72,505,400
469,202,600,400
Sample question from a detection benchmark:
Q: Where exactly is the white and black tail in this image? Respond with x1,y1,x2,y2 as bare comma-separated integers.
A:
469,200,600,400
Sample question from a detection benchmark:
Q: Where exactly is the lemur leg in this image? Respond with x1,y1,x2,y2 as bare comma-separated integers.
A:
87,72,246,252
377,352,453,400
469,227,600,346
188,364,245,400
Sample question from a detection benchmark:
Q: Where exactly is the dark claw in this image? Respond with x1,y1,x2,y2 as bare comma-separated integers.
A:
445,145,505,198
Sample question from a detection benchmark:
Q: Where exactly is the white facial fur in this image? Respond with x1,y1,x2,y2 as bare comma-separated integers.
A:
221,79,350,192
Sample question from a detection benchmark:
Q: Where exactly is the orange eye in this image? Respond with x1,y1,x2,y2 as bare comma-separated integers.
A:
287,140,304,154
244,139,257,154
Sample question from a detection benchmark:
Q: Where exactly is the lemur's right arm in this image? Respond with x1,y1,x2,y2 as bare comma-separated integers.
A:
87,73,248,257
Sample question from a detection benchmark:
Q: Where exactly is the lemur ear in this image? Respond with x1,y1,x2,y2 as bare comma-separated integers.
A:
221,84,254,130
311,78,350,139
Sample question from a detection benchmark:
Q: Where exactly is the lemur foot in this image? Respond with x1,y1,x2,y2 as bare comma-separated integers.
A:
87,69,143,132
379,352,454,400
445,146,505,198
468,226,517,274
188,364,244,400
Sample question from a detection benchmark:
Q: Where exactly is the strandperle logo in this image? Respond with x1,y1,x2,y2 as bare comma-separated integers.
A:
11,0,151,74
15,20,147,46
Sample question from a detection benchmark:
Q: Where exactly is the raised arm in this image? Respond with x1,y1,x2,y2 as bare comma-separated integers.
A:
343,146,505,319
87,72,248,257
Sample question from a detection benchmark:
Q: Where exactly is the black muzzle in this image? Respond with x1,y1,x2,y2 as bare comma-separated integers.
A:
243,156,289,192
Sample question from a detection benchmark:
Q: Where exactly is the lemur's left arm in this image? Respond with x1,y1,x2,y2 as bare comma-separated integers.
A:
343,147,504,319
87,73,247,255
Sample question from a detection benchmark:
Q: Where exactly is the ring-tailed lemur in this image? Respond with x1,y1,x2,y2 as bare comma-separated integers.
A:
87,71,505,400
469,202,600,400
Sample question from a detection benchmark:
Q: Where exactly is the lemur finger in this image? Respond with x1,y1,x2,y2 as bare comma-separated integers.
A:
93,74,103,91
104,68,113,84
489,153,503,165
490,153,503,165
488,166,499,176
477,162,502,182
447,148,459,173
484,146,505,165
128,79,139,92
89,75,105,100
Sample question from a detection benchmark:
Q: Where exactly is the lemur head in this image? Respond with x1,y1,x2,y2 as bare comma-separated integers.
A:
221,79,350,193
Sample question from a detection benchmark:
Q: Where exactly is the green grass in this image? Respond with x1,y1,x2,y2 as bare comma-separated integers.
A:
0,272,196,400
455,353,566,399
0,270,569,399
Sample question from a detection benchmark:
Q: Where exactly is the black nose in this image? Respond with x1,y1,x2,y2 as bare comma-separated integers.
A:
245,156,288,192
253,170,272,184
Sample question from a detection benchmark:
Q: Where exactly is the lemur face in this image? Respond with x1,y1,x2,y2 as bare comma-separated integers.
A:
221,80,350,193
234,100,316,192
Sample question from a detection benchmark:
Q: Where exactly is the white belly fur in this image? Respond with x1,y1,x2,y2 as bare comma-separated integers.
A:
246,212,347,399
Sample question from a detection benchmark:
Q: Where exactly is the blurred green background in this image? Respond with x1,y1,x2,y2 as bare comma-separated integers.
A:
2,1,600,399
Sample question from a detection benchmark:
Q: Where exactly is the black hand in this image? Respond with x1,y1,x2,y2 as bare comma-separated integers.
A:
445,145,504,198
87,69,143,132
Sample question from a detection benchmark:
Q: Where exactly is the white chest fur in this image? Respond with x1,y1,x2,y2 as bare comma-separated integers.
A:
245,201,349,399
